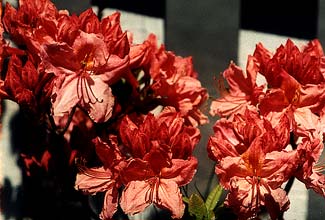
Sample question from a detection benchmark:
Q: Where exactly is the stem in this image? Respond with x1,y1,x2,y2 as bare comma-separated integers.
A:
55,106,77,136
194,181,204,199
284,176,295,194
284,132,297,195
204,162,217,199
278,132,297,219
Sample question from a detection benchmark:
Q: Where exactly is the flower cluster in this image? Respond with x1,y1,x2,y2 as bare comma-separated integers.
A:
1,0,325,220
208,39,325,219
0,0,208,219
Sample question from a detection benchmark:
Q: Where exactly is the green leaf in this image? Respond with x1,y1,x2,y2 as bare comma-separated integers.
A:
183,196,190,204
205,184,223,212
188,193,208,220
207,210,215,220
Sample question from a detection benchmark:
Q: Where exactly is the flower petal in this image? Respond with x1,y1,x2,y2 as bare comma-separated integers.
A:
99,187,119,220
75,167,114,194
120,180,151,215
161,157,198,186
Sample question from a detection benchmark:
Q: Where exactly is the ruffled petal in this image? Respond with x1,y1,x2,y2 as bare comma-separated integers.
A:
75,167,114,194
99,187,119,220
161,157,198,186
120,180,152,215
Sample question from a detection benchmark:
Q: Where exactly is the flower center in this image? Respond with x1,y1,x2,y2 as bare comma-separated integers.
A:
81,53,95,72
77,53,103,104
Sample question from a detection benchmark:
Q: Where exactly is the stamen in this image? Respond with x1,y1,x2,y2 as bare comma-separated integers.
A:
77,69,104,105
77,52,111,105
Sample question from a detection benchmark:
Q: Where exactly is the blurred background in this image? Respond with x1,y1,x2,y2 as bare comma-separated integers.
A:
1,0,325,219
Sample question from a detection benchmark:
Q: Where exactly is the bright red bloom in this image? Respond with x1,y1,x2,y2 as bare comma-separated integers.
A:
147,38,209,126
118,107,199,218
254,39,325,86
42,29,129,123
76,166,119,220
2,0,60,43
75,136,124,220
41,10,130,123
208,109,290,161
2,0,67,62
295,133,325,197
207,109,297,219
209,58,265,118
129,34,155,70
254,39,325,131
124,34,209,126
2,54,54,114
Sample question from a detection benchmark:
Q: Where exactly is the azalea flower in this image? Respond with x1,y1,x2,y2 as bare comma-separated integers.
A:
0,1,210,219
39,11,130,123
75,136,124,220
118,107,198,218
294,130,325,197
254,39,325,86
2,0,68,62
7,1,325,219
2,54,54,115
209,57,265,118
2,0,61,44
207,109,298,219
149,38,209,126
254,39,325,132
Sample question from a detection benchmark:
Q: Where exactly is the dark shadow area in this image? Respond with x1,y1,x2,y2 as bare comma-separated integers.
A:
0,178,23,219
307,186,325,220
51,0,92,14
91,0,165,18
318,0,325,47
240,0,318,40
166,0,239,196
1,108,99,220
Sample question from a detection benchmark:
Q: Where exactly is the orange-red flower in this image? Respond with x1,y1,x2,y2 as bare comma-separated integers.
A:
295,133,325,197
254,39,325,132
2,54,54,114
207,109,297,219
149,38,209,126
39,11,130,123
75,136,124,220
209,57,265,118
118,107,199,218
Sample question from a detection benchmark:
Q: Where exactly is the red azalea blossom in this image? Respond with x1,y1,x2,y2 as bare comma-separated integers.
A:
40,12,130,123
75,136,124,220
149,38,209,126
2,54,54,114
2,0,61,44
2,0,68,62
127,34,209,126
254,39,325,86
207,109,298,219
254,39,325,132
75,107,199,219
209,57,265,118
208,38,325,219
3,2,131,123
295,132,325,197
118,107,199,218
0,1,209,219
75,166,120,220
